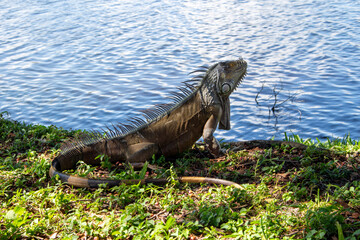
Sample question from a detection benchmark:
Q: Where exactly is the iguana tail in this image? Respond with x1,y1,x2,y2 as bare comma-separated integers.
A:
49,157,242,189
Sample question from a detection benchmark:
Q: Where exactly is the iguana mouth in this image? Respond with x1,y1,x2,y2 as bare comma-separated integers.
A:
234,60,247,88
234,59,247,77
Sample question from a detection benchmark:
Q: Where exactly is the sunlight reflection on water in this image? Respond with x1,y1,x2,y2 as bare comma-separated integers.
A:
0,0,359,141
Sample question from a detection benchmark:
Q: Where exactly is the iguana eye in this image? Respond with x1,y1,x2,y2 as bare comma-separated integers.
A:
221,83,231,94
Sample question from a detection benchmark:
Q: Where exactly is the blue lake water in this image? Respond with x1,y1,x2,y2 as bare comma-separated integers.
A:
0,0,359,141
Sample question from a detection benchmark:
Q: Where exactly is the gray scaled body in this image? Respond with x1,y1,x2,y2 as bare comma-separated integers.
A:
50,59,247,188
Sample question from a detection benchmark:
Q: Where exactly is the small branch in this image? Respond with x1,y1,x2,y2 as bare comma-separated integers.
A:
255,84,264,105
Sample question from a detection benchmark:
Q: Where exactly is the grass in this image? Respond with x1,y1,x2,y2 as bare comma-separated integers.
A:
1,111,360,239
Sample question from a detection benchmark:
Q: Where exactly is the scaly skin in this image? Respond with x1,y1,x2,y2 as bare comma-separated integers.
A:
50,59,247,188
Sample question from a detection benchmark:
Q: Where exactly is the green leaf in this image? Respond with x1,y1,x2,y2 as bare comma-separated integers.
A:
139,162,148,179
164,216,176,230
353,229,360,236
336,221,344,240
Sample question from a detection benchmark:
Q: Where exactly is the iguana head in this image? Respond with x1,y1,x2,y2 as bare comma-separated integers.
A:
205,58,247,130
212,58,247,97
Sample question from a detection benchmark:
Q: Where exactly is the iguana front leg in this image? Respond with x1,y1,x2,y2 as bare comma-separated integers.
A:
203,105,222,157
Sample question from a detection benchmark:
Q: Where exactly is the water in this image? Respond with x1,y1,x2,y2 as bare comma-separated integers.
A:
0,0,359,141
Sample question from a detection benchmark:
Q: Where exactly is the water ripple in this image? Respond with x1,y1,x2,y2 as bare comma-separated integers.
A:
0,0,359,140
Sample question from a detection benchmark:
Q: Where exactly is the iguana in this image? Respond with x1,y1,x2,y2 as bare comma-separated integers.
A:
50,59,247,188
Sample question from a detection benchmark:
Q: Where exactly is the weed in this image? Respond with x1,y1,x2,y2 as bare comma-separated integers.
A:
96,154,112,171
305,205,345,238
1,114,360,239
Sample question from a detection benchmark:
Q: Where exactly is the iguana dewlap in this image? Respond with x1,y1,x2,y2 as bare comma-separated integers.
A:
50,59,247,188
